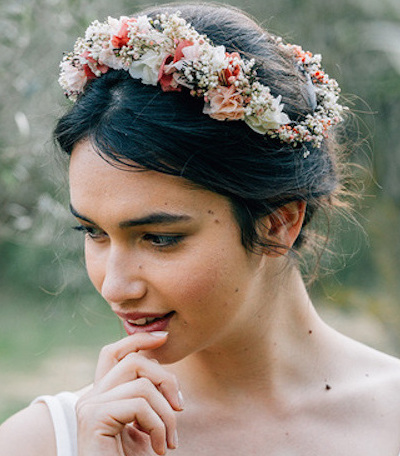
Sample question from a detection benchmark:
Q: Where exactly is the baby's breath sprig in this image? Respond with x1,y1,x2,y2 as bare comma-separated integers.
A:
59,12,346,150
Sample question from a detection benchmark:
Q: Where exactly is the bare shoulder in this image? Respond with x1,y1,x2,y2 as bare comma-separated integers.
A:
353,337,400,382
0,402,56,456
0,386,90,456
339,332,400,417
364,344,400,398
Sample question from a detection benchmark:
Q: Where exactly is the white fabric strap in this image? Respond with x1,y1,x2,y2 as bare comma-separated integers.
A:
32,392,78,456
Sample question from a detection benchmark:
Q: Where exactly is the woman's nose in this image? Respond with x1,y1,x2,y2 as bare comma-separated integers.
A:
99,247,147,305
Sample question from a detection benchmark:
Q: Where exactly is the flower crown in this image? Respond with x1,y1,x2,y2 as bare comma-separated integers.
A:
59,12,346,150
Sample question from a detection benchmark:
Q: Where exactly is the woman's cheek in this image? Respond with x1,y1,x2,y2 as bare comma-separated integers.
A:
84,242,106,294
164,251,238,317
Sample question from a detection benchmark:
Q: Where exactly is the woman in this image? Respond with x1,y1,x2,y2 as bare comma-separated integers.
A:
1,3,400,455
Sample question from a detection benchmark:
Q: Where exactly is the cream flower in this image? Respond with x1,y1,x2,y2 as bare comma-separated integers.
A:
107,16,123,36
245,95,290,134
59,12,346,147
210,45,229,69
129,49,167,85
98,46,125,70
179,42,202,64
136,15,152,33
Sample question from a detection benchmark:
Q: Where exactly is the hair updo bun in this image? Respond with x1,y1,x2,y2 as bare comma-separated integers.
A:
54,3,349,272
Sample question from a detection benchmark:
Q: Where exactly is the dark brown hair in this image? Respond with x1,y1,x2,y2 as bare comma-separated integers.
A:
54,3,349,272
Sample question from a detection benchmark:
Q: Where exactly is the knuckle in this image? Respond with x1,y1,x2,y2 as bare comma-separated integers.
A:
135,376,154,392
99,343,115,359
124,351,140,363
76,399,96,423
133,396,149,413
121,352,143,370
161,372,180,391
151,423,166,442
162,409,177,429
119,352,143,370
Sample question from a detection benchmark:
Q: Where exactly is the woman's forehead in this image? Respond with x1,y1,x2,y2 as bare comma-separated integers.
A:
69,140,231,220
70,140,179,188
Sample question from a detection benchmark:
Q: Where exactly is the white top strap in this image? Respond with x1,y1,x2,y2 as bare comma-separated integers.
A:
32,392,78,456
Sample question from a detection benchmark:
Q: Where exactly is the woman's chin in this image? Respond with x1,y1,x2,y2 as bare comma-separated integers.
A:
140,343,189,366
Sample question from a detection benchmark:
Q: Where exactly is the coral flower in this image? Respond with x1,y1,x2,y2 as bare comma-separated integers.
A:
203,86,245,120
111,18,136,48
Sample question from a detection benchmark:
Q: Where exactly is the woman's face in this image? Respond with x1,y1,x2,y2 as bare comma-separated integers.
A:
69,140,266,363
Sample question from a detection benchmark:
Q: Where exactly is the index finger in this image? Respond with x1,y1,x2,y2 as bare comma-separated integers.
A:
95,331,168,381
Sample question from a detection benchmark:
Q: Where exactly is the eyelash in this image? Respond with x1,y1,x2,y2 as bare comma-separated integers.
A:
73,225,105,240
142,233,183,248
72,225,184,248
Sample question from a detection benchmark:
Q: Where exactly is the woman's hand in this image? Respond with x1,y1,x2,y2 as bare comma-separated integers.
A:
76,332,183,455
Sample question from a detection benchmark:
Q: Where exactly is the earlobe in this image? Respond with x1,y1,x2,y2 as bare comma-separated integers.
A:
262,201,307,257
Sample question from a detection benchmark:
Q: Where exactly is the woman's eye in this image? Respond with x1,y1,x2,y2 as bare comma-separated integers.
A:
73,225,107,240
142,233,183,248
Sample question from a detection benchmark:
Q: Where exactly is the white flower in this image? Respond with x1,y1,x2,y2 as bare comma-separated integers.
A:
136,15,152,33
59,60,87,93
173,72,194,89
98,47,125,70
59,12,346,149
245,96,290,134
181,42,202,61
108,16,124,36
128,49,166,85
84,20,111,41
209,45,229,70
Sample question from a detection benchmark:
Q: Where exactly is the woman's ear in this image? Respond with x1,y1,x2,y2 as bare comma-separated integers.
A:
262,200,307,257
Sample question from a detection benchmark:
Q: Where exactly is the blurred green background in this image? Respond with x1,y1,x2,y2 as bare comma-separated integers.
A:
1,0,399,423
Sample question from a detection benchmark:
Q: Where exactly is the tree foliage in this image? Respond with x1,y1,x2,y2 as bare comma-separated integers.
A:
1,0,399,334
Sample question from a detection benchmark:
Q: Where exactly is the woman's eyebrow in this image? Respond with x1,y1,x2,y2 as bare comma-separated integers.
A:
118,212,192,228
70,204,94,224
69,204,192,227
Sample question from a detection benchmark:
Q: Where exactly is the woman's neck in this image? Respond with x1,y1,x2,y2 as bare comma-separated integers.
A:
168,266,330,407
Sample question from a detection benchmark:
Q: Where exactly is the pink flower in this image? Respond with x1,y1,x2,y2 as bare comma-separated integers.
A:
174,40,194,63
158,55,180,92
60,61,87,93
158,40,193,92
180,42,201,61
203,86,245,121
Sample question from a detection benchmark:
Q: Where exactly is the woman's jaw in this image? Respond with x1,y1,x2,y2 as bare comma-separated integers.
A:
69,139,316,371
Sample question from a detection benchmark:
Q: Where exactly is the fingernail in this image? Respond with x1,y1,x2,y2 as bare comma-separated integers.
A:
178,390,185,409
149,331,169,338
173,430,179,448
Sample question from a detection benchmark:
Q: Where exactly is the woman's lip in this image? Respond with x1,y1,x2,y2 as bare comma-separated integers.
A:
122,311,175,335
113,310,171,321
